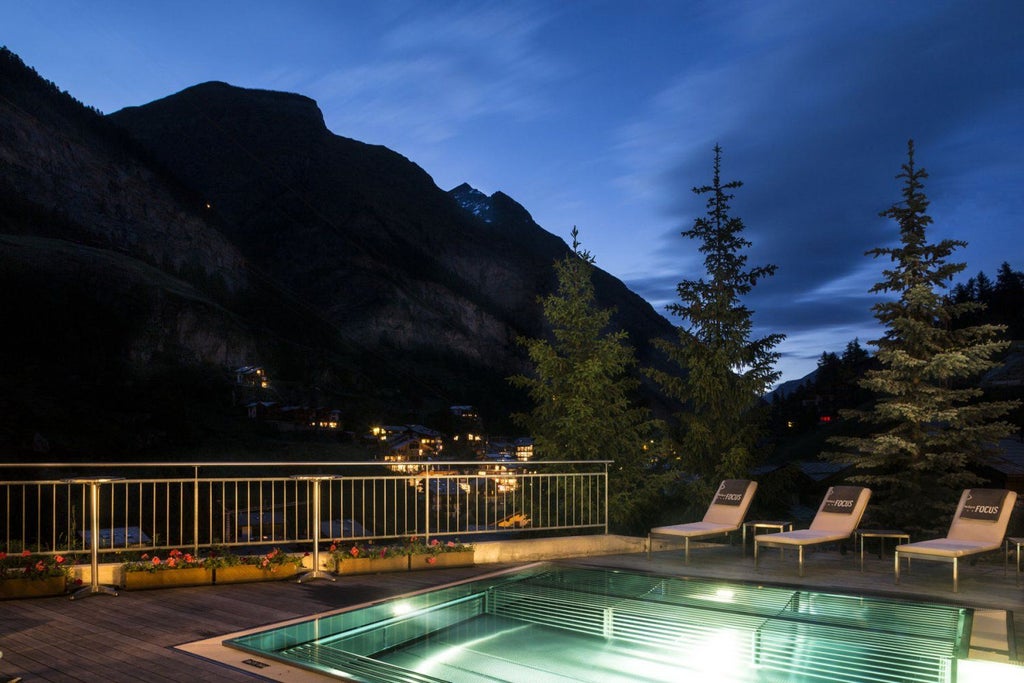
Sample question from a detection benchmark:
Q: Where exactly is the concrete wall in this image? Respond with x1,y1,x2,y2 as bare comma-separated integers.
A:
473,534,645,563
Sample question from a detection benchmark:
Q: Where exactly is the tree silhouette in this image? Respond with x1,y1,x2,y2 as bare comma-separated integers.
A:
826,140,1019,536
509,227,656,531
648,145,783,506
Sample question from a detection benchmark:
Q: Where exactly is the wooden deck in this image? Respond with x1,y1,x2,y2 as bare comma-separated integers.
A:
2,543,1023,681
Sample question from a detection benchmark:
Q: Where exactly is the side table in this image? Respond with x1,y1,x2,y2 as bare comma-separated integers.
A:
1006,537,1024,586
63,477,124,599
855,529,910,572
743,520,793,558
291,475,337,583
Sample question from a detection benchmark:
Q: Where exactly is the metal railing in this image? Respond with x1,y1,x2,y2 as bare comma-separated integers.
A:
0,460,609,560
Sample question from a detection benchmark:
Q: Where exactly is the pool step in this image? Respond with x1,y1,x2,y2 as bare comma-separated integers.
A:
284,643,450,683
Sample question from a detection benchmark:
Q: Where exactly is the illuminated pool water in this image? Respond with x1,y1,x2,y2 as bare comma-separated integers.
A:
226,564,973,682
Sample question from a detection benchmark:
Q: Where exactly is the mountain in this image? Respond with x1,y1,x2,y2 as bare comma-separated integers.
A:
0,49,677,458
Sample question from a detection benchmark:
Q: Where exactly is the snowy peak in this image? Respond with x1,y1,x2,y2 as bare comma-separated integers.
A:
450,183,495,223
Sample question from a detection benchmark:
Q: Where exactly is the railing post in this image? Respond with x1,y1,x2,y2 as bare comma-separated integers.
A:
424,462,431,544
193,466,200,555
604,462,609,535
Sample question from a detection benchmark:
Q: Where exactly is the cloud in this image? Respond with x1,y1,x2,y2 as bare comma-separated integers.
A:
607,1,1023,383
306,3,563,152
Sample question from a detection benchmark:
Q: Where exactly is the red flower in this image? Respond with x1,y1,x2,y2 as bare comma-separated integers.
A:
21,549,31,558
426,556,436,565
55,555,65,564
151,556,161,566
0,551,6,561
349,545,360,558
430,539,440,547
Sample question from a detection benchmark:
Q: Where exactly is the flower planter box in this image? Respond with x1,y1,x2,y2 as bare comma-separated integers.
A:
0,575,67,600
123,568,214,590
409,550,475,571
215,563,300,584
334,555,409,575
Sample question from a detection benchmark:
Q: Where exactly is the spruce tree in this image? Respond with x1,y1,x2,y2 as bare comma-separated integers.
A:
509,228,655,531
648,145,783,507
827,140,1019,536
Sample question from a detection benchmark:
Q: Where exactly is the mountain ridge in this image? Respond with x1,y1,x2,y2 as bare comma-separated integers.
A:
0,48,678,457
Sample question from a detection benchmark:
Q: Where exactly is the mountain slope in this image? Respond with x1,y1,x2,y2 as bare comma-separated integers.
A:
1,48,678,455
108,81,677,408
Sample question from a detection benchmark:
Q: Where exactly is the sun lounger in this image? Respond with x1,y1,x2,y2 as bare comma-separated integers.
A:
648,479,758,563
754,485,871,576
894,488,1018,592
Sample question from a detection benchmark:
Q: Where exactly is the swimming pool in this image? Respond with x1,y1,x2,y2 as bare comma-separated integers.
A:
224,564,974,682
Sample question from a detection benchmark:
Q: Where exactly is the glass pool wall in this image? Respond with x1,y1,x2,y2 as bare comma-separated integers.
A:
227,564,973,683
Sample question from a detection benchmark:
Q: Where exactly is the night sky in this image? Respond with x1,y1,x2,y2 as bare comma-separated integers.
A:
5,1,1022,385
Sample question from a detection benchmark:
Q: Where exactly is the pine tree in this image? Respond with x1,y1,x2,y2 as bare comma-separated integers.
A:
648,145,783,506
827,140,1019,536
509,228,656,531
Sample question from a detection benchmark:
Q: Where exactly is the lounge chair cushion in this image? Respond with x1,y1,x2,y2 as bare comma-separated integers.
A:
892,538,1000,558
650,480,757,540
650,521,738,539
758,486,871,546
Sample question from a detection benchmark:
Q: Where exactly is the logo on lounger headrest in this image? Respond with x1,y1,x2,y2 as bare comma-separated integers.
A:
821,486,860,514
713,480,748,506
960,489,1007,521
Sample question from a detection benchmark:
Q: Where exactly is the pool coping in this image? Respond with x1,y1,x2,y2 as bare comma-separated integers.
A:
175,562,543,681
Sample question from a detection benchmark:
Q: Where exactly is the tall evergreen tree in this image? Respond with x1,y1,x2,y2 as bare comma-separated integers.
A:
648,145,783,506
827,140,1019,536
509,228,656,531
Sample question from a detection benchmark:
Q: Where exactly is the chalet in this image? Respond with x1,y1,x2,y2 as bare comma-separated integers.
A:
234,366,269,389
372,424,445,460
513,437,535,461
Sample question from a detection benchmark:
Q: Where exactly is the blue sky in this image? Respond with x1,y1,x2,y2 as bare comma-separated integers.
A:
5,1,1023,385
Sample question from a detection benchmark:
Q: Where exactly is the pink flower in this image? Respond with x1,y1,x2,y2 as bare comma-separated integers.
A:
169,549,182,558
349,545,360,558
183,553,194,563
151,556,162,566
55,555,65,564
430,539,440,547
426,556,436,565
329,543,338,553
166,558,177,568
446,541,456,548
34,561,45,572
